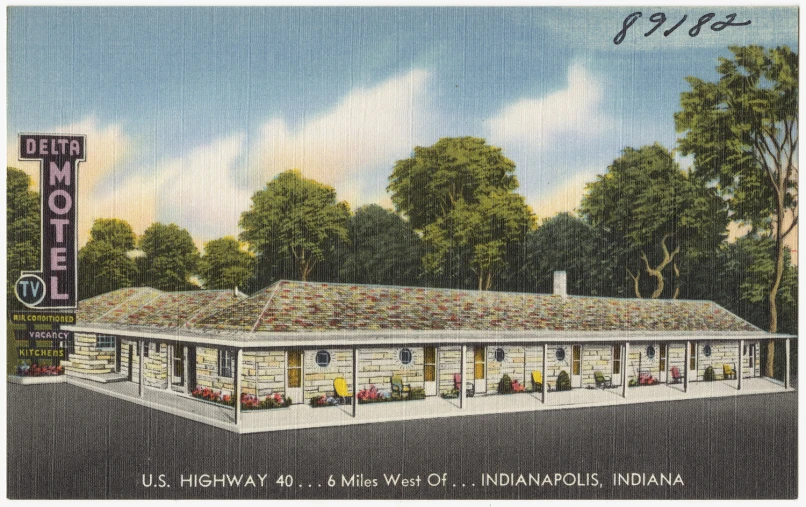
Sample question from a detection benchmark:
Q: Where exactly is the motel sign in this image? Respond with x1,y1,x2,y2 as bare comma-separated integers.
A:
15,134,85,309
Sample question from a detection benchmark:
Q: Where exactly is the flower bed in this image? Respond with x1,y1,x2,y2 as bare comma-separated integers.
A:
191,387,235,407
309,395,340,407
191,388,292,409
357,385,426,404
16,364,64,377
241,392,292,410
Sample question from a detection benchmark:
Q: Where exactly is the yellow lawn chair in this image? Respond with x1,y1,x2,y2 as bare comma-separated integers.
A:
334,377,353,404
531,371,543,392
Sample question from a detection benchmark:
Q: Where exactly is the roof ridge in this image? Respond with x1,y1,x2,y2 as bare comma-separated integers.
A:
184,291,238,328
251,281,284,333
91,287,160,323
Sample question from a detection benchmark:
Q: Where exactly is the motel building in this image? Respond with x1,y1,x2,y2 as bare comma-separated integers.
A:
58,272,795,433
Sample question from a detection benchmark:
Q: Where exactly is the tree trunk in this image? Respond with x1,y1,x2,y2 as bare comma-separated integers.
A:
640,234,680,299
627,268,642,298
766,198,787,376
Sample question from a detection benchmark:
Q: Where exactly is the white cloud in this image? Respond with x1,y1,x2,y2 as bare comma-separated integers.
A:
251,69,431,203
93,132,251,249
487,63,609,151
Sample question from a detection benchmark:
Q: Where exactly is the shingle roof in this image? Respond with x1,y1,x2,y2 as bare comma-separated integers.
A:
192,280,759,333
78,287,245,328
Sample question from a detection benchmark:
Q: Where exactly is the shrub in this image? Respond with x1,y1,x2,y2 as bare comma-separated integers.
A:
497,374,514,394
704,366,715,381
441,388,459,399
409,387,426,400
556,370,572,391
309,395,338,407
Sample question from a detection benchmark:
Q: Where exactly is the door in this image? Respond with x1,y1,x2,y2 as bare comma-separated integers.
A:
424,346,437,396
611,345,621,386
115,339,122,373
474,347,486,393
747,344,756,377
127,344,133,381
187,346,196,391
690,343,697,380
658,344,667,382
171,343,184,388
287,350,303,403
571,345,582,388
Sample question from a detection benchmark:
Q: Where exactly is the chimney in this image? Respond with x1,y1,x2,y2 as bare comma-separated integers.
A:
553,271,567,298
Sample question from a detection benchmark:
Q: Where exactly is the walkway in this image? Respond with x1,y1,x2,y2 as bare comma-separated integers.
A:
65,375,792,434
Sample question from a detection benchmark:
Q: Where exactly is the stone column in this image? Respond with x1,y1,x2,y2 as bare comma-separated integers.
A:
460,345,467,409
352,348,359,418
684,341,691,393
138,341,145,397
785,339,791,389
621,342,629,398
234,348,243,426
542,344,547,403
738,340,744,391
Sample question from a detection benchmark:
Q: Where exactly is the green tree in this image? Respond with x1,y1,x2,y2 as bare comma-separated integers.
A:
339,205,424,286
240,170,350,284
7,167,40,309
137,223,200,291
580,144,728,299
388,137,534,290
198,237,256,290
675,45,797,375
509,213,618,297
78,219,139,299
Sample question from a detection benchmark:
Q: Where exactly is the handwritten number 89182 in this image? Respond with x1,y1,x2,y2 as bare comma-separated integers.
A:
613,12,751,45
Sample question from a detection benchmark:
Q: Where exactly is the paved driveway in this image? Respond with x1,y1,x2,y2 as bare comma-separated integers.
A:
7,383,797,499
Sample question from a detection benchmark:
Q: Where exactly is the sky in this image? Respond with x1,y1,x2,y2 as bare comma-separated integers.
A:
6,6,799,250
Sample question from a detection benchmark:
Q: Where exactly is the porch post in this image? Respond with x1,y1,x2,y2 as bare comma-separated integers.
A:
665,343,670,385
785,339,791,389
621,342,629,399
166,343,173,391
738,340,744,391
234,348,243,426
460,345,467,409
542,343,547,403
138,340,145,397
352,348,359,418
684,341,690,393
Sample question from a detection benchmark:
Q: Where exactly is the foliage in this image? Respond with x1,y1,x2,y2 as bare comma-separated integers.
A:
338,204,424,286
441,388,460,399
136,223,201,291
580,144,728,299
78,219,139,299
497,374,514,394
704,366,715,382
388,137,534,290
198,237,255,290
556,370,571,391
676,45,798,374
240,170,350,286
191,387,235,406
7,167,40,309
504,213,618,296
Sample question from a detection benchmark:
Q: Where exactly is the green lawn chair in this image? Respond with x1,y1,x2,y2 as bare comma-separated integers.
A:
594,371,613,389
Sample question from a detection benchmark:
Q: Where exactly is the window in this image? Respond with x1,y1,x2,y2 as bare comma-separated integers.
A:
703,344,712,357
218,349,234,377
659,344,666,372
143,342,149,358
399,348,413,365
572,345,581,376
612,345,621,375
97,335,115,350
494,348,505,362
646,345,656,359
315,350,331,367
555,348,566,362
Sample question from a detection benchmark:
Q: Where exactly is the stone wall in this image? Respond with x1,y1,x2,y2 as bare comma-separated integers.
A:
195,346,235,394
241,350,285,397
580,345,613,387
62,333,115,376
696,341,741,380
485,346,528,393
356,347,424,392
303,348,353,401
625,343,663,384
